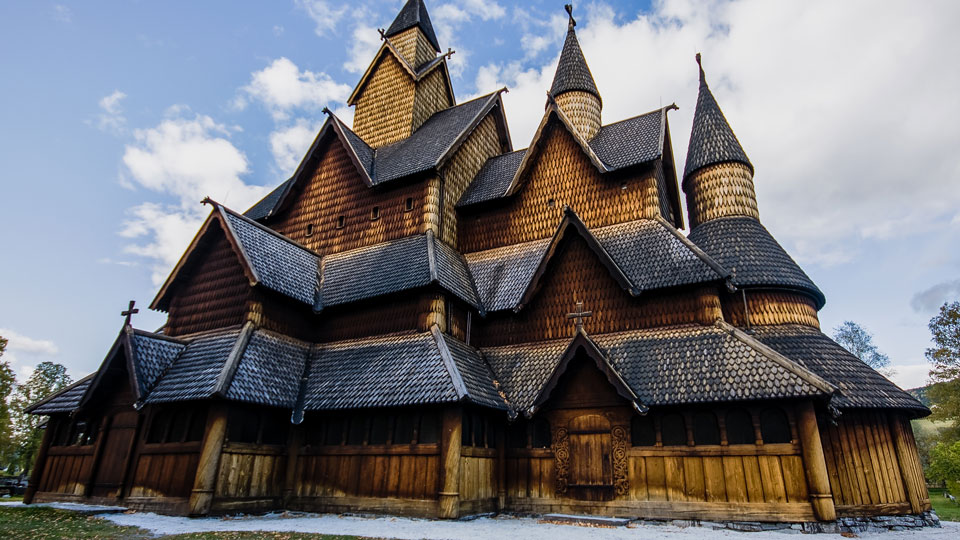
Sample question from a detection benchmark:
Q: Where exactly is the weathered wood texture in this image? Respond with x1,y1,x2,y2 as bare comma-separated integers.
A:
459,125,661,253
165,223,251,337
293,448,441,500
722,291,820,329
128,446,201,499
889,413,931,513
477,235,723,346
796,401,836,521
685,161,759,228
411,66,452,133
555,91,601,140
210,443,287,512
440,114,504,247
439,408,462,518
352,53,417,148
269,140,429,255
390,27,436,70
188,403,228,515
819,410,925,516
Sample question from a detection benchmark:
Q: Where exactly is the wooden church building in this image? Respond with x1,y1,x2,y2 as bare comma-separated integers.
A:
27,0,933,525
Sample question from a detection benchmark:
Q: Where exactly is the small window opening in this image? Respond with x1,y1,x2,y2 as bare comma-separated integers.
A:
547,198,556,207
508,422,528,448
631,415,656,447
725,408,756,445
693,411,721,445
760,408,793,444
370,206,380,220
405,197,414,212
532,418,552,448
305,223,314,237
660,413,688,446
336,216,345,229
621,182,628,191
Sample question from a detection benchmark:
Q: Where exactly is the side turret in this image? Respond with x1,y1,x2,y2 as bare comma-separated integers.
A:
550,5,602,140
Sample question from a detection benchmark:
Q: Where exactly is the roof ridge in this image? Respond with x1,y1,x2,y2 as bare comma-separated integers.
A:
24,372,96,414
652,215,732,282
431,325,469,401
212,321,256,398
384,0,441,53
218,203,319,256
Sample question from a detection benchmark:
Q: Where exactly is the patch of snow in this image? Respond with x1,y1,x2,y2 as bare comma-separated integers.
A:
98,510,960,540
0,501,126,512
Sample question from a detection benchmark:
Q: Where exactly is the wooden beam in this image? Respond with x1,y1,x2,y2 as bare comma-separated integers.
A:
282,425,304,506
23,417,56,504
889,413,925,514
496,423,506,511
438,407,462,519
83,416,113,497
188,403,228,516
796,401,836,521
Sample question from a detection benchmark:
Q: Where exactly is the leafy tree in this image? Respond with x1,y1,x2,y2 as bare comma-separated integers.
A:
929,440,960,495
0,336,16,472
833,321,894,377
9,362,71,475
927,301,960,432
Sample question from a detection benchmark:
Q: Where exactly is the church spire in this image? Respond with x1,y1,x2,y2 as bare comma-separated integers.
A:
384,0,441,54
549,4,602,139
683,53,759,229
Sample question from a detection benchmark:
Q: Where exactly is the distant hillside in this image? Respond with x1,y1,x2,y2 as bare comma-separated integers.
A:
908,385,931,407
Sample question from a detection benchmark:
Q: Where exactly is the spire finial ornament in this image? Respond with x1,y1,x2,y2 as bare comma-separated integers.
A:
565,4,576,28
696,52,706,85
121,300,139,327
566,300,593,333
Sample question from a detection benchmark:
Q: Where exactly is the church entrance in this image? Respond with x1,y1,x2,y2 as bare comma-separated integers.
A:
90,410,138,498
568,414,613,488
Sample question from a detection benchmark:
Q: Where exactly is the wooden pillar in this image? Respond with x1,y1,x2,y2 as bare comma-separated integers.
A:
188,403,228,516
438,407,462,519
496,423,506,511
282,424,304,506
797,401,836,521
889,413,927,514
83,416,113,497
23,416,56,504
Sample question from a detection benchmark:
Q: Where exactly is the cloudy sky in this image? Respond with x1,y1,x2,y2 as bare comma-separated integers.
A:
1,0,958,390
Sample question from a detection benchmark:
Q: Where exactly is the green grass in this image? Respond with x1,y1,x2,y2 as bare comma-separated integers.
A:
930,487,960,522
0,505,377,540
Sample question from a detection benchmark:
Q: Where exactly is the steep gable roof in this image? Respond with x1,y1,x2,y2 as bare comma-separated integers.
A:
25,374,94,415
347,41,453,106
683,54,752,182
384,0,441,53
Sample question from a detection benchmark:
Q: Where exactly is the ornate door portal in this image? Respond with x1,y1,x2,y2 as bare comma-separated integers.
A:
553,413,629,500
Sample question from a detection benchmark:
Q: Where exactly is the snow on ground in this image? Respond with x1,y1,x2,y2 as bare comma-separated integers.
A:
6,502,959,539
0,501,125,512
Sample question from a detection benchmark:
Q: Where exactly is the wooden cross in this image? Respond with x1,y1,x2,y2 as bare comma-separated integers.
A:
566,301,592,332
121,300,139,327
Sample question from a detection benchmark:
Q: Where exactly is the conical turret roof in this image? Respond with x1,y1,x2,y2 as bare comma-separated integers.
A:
549,6,600,101
385,0,441,53
683,54,751,181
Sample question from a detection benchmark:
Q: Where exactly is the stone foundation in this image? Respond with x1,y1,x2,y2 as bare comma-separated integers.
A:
625,511,941,534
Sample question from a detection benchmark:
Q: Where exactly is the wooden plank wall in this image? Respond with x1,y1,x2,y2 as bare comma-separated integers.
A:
293,447,440,501
459,448,498,506
210,443,286,512
36,446,94,497
128,446,200,499
819,410,913,516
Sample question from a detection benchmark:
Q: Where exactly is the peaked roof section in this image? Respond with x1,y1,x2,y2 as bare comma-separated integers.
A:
550,8,600,102
688,216,825,308
317,230,482,313
457,105,673,208
301,327,507,412
466,209,728,312
683,53,752,182
152,202,319,311
384,0,441,53
25,374,94,415
249,90,509,220
347,40,453,106
483,321,836,413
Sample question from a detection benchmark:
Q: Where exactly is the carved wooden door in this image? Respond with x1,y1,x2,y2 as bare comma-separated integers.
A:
90,411,138,498
568,414,612,487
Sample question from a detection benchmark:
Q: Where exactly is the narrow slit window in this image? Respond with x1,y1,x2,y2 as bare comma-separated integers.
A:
693,411,721,445
370,206,380,220
725,408,756,445
405,197,414,212
336,216,345,229
305,223,314,237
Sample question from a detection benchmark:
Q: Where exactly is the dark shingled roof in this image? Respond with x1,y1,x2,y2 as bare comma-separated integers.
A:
385,0,441,53
484,323,833,413
303,330,506,411
550,24,600,101
318,232,481,311
26,375,94,415
683,56,752,181
457,109,667,208
752,325,929,415
145,328,241,404
244,178,291,220
465,215,726,312
222,209,318,305
688,216,825,307
129,331,186,397
226,330,310,408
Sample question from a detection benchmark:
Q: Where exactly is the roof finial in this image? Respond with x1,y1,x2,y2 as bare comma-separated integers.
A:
565,4,576,28
696,52,706,85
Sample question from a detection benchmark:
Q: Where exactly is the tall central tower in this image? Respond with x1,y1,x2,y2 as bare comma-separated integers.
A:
550,5,602,139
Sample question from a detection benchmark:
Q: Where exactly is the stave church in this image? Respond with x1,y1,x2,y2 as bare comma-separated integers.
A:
26,0,934,526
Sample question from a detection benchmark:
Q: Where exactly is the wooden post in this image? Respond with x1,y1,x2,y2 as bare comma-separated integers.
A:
797,401,836,521
282,424,304,506
438,407,462,519
23,417,56,504
889,413,926,514
496,423,506,512
188,403,228,516
83,416,113,497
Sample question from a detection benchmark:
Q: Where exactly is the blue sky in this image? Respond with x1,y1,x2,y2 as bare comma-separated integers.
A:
1,0,958,390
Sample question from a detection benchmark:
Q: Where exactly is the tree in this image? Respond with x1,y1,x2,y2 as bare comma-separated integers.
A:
9,362,71,475
0,336,16,472
833,321,894,376
927,301,960,431
929,440,960,495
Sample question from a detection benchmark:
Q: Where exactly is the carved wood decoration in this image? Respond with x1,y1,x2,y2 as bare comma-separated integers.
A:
552,427,569,495
611,425,629,496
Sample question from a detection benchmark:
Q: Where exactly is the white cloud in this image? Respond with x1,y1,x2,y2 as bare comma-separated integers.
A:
911,279,960,313
295,0,348,37
478,0,960,267
92,90,127,134
120,109,269,284
344,22,383,75
52,4,71,23
0,327,59,379
270,119,323,177
236,57,351,121
889,362,933,390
